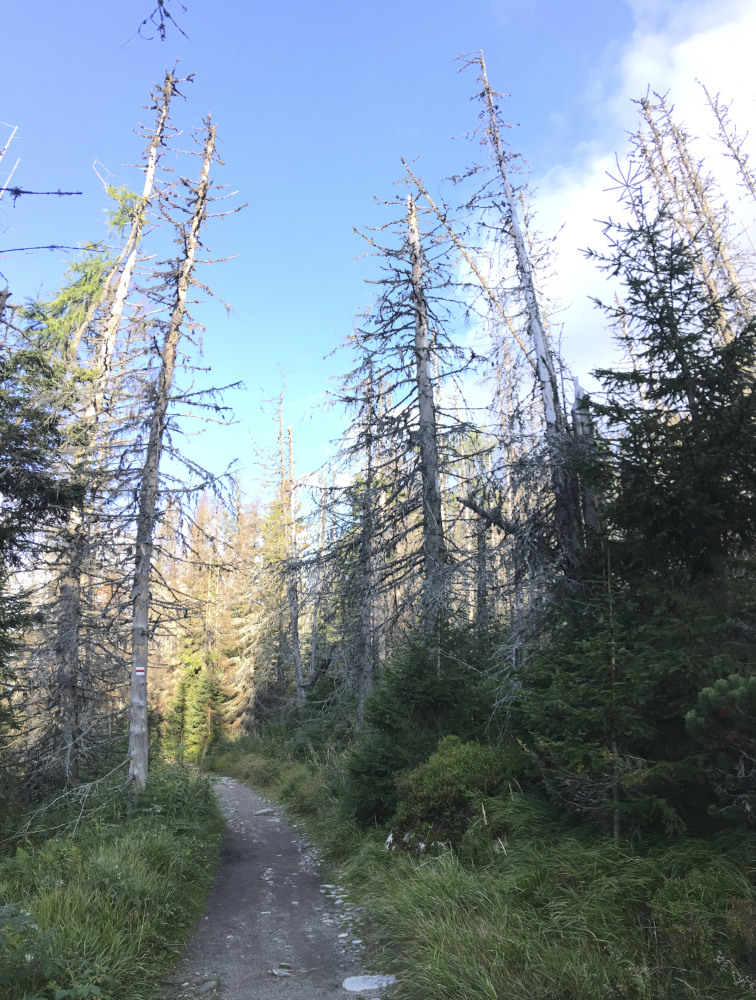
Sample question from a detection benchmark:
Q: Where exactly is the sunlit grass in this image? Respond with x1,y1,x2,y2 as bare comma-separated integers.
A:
0,766,223,1000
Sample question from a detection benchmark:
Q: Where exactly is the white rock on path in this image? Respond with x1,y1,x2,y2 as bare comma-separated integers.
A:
341,974,397,991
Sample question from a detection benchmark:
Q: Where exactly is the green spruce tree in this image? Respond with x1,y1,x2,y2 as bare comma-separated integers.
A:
519,190,756,837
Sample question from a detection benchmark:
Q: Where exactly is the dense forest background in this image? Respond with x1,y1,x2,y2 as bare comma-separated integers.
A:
1,8,755,997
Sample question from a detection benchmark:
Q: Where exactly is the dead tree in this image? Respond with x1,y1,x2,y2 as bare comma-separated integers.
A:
128,120,217,789
624,90,753,344
404,54,586,594
283,421,305,706
407,194,448,617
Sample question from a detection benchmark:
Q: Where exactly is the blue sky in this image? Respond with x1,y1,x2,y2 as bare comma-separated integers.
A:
2,0,754,496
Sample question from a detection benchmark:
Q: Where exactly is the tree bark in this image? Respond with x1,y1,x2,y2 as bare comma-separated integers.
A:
356,369,378,728
70,71,176,360
636,94,750,344
475,514,489,634
53,512,85,780
285,426,305,706
477,53,582,567
407,194,447,618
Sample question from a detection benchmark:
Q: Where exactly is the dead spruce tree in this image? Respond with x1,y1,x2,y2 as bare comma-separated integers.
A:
328,356,385,725
128,119,219,789
280,411,305,706
620,89,755,346
335,188,482,638
1,76,237,797
354,364,381,725
407,194,448,617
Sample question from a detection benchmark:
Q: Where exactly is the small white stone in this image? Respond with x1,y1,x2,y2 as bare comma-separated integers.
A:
342,974,397,992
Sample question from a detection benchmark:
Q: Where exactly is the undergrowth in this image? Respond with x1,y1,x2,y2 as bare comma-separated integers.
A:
208,728,756,1000
206,621,756,1000
0,765,223,1000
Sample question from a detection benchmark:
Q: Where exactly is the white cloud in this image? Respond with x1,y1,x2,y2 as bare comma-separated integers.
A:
535,0,756,391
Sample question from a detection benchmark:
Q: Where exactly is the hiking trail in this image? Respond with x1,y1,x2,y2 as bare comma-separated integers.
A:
160,778,396,1000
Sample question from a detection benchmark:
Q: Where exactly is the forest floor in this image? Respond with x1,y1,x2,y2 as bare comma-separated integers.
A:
160,778,395,1000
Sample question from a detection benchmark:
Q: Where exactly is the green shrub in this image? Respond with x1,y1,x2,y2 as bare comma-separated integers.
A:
215,752,282,787
218,678,355,767
275,763,329,816
686,673,756,821
649,861,756,978
342,620,500,824
0,903,86,997
394,736,522,841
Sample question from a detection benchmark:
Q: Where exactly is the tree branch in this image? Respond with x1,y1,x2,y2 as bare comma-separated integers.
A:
457,495,516,534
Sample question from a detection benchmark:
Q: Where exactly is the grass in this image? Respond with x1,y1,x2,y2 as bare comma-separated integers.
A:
340,831,756,1000
208,734,756,1000
0,765,224,1000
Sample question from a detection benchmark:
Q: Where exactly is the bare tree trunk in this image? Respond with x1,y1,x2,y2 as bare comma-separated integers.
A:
285,426,305,706
702,84,756,203
407,194,447,617
128,121,216,789
53,513,85,780
356,589,374,728
634,93,752,344
401,160,537,377
356,496,375,729
70,71,177,360
372,380,389,663
475,515,489,634
477,53,582,567
308,474,328,686
356,370,378,728
571,379,599,536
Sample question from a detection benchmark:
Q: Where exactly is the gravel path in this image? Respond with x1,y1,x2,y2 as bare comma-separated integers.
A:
160,778,393,1000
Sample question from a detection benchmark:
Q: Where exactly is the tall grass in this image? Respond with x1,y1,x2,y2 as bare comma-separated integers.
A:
339,829,756,1000
0,766,223,1000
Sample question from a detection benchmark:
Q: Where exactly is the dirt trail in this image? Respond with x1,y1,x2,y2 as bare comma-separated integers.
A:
161,778,393,1000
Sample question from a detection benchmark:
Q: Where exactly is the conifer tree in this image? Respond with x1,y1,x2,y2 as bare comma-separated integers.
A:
520,109,756,836
222,491,263,730
7,74,183,787
339,190,471,629
0,320,76,761
587,201,756,593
